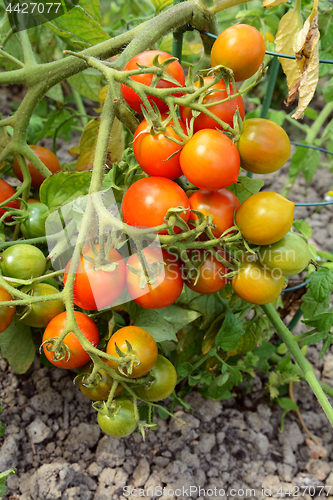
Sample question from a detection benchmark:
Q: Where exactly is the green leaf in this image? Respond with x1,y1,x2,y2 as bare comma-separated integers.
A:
323,79,333,104
301,290,330,319
320,335,333,359
133,305,201,342
226,176,264,203
299,331,328,347
40,171,92,210
309,268,333,303
289,144,321,183
276,397,298,411
69,69,105,102
215,309,244,351
0,317,35,374
149,0,173,13
187,293,225,330
0,469,16,498
50,1,109,46
293,220,312,239
177,362,193,377
78,0,102,24
302,312,333,334
46,83,64,103
175,326,204,367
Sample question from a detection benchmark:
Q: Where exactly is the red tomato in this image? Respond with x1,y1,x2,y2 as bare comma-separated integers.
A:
12,145,61,188
42,311,100,370
179,129,240,190
120,50,185,113
126,246,183,309
185,249,228,294
0,287,16,333
122,177,190,234
64,245,126,311
211,24,266,82
179,77,245,133
189,188,240,237
0,179,19,220
106,326,158,378
133,115,186,179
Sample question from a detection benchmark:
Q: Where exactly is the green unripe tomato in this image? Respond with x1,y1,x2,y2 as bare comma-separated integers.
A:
97,397,137,438
77,362,123,401
20,283,64,328
132,355,177,402
0,244,46,280
21,203,48,239
258,232,311,276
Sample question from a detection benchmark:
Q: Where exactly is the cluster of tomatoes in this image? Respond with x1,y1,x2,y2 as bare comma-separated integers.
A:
0,23,313,438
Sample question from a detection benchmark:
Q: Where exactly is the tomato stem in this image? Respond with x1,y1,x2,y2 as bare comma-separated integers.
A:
262,303,333,429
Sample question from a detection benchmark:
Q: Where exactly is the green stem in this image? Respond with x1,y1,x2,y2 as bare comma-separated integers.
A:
0,48,24,68
287,307,303,331
305,101,333,144
19,30,37,66
172,0,186,64
261,56,280,119
72,89,89,127
262,303,333,427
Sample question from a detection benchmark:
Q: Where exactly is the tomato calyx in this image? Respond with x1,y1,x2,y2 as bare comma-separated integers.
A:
165,206,190,233
113,340,142,377
81,241,120,272
127,259,164,289
40,336,71,363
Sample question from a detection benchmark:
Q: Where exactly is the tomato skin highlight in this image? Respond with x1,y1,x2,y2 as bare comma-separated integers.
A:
97,397,137,438
106,326,158,379
133,355,177,401
189,188,240,238
236,118,291,174
121,177,190,234
126,247,183,309
42,311,100,370
258,232,311,276
0,244,46,280
0,287,16,333
179,129,240,191
20,283,65,328
185,249,229,294
210,24,266,82
64,245,126,311
133,116,186,179
231,254,284,305
12,145,61,188
0,179,19,220
235,191,294,245
179,77,245,133
120,50,185,113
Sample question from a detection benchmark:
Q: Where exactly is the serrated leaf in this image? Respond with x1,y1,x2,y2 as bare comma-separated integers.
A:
226,176,264,203
300,331,328,347
69,69,105,102
0,317,35,374
215,309,244,351
301,290,330,319
177,362,193,377
274,0,302,103
76,117,125,172
40,171,92,210
78,0,102,24
309,268,333,303
293,219,312,239
302,312,333,334
50,2,109,46
291,3,320,119
150,0,173,14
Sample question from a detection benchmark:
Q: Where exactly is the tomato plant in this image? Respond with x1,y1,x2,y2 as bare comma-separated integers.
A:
189,188,240,237
0,179,19,220
0,244,46,280
0,287,15,334
235,192,295,245
42,311,100,370
179,77,245,132
120,50,185,113
20,202,48,239
106,326,158,378
133,355,177,401
258,232,311,276
210,24,266,82
132,115,186,179
64,245,126,311
122,177,190,234
97,397,137,438
236,119,291,174
20,283,65,328
231,254,285,305
12,145,61,188
126,246,183,309
179,129,240,190
77,362,123,401
184,249,228,294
